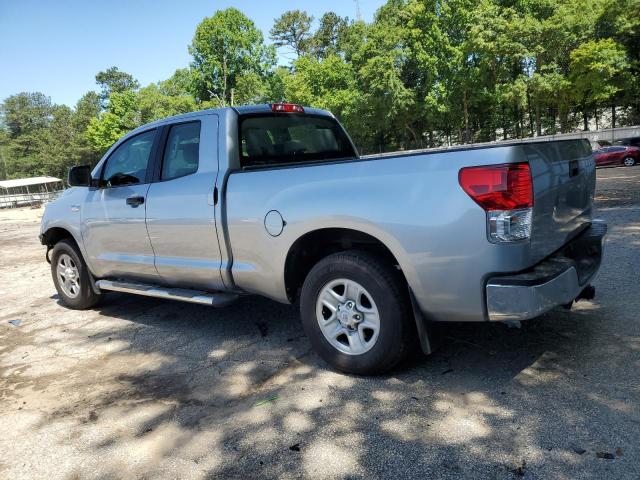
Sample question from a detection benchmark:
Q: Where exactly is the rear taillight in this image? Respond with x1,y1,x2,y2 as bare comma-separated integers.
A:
459,163,534,243
458,163,532,210
271,103,304,113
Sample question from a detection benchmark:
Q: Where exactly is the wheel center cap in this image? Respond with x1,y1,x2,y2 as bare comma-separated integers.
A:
65,268,75,279
337,303,361,329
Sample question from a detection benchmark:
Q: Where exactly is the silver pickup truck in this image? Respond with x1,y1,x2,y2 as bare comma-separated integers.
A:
40,103,606,374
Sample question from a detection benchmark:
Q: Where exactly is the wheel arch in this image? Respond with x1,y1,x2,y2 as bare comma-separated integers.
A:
43,226,100,294
41,226,89,270
41,226,79,250
284,227,406,303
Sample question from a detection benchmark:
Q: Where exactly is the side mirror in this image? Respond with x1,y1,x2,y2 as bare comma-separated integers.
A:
68,165,91,187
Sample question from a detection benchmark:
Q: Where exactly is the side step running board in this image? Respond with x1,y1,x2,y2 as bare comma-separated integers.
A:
95,280,239,307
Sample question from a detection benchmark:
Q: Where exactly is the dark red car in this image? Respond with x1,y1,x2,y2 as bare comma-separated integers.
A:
593,145,640,167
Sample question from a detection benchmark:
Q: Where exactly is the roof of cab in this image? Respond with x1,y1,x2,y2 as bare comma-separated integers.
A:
232,104,333,117
129,104,334,135
122,103,335,142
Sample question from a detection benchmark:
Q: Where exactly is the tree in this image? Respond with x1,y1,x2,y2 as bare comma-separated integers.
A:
0,92,53,176
158,68,193,97
285,54,361,120
71,92,103,166
270,10,313,57
234,72,269,105
86,91,140,153
137,84,196,124
95,67,140,103
0,128,9,179
74,91,101,132
36,105,79,179
597,0,640,124
1,92,52,139
312,12,349,58
570,38,630,130
189,8,275,105
2,1,640,174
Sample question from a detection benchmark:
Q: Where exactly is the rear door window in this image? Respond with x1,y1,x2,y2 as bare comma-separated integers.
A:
239,114,356,168
161,122,201,180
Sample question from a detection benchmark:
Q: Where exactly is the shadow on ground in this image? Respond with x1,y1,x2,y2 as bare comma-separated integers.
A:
1,168,639,479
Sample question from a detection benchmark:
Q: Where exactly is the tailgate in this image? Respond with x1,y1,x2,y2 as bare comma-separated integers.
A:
524,140,596,262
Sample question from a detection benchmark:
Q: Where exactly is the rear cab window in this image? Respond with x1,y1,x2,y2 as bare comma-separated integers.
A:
239,114,356,169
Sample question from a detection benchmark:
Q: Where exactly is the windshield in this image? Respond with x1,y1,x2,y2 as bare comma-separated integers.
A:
239,114,356,168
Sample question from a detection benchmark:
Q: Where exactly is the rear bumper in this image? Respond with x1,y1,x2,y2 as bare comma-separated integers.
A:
486,220,607,321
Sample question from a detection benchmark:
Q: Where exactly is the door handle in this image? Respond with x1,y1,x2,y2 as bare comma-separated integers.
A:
569,160,580,177
126,195,145,206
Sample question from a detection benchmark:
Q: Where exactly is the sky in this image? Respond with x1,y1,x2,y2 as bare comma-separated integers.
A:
0,0,385,107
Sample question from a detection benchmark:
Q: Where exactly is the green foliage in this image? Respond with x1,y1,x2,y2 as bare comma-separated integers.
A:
189,8,275,104
86,91,140,154
285,54,361,123
2,0,639,178
270,10,314,57
0,92,101,180
570,38,630,105
311,12,349,58
95,66,140,103
137,84,197,124
2,92,52,139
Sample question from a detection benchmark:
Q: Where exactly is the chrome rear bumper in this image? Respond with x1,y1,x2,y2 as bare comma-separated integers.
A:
486,220,607,321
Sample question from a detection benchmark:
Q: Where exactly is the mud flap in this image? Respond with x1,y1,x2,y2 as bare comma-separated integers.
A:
409,289,436,355
88,273,101,295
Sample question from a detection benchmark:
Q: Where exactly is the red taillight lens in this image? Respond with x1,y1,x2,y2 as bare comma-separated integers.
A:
458,163,533,211
271,103,305,113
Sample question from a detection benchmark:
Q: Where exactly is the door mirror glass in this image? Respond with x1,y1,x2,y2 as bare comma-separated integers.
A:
68,165,91,187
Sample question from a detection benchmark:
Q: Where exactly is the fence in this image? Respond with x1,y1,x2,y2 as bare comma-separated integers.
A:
363,125,640,159
0,190,63,209
514,125,640,145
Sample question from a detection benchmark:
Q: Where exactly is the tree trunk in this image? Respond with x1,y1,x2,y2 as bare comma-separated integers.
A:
526,88,535,137
559,106,569,133
406,124,420,148
583,107,589,131
595,108,599,130
611,104,616,129
535,102,542,137
222,55,228,106
502,105,508,140
463,90,470,143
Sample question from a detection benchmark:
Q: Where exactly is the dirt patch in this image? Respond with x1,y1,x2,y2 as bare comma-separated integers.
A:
1,169,639,479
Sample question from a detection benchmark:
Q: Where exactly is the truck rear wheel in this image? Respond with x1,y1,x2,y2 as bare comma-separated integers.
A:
50,239,102,309
299,250,415,375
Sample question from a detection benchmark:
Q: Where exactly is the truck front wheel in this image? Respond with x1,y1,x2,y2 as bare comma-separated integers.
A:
300,250,415,375
50,239,102,309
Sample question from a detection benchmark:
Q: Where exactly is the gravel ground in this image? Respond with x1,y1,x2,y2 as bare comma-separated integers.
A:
1,167,639,479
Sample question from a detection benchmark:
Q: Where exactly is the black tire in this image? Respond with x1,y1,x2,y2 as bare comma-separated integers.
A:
50,239,102,309
299,250,416,375
623,156,636,167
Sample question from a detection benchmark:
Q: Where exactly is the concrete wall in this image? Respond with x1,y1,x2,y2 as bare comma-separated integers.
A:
515,125,640,144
